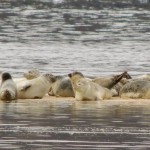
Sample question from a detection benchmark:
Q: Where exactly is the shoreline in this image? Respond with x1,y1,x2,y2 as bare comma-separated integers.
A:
0,95,150,106
42,95,150,105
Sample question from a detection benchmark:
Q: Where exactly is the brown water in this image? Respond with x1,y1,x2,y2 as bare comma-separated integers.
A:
0,0,150,149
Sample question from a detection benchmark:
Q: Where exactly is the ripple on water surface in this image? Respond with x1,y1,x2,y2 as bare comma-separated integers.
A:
0,99,150,149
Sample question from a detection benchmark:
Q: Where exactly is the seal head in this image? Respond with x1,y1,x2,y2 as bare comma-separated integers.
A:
1,72,12,82
0,72,17,101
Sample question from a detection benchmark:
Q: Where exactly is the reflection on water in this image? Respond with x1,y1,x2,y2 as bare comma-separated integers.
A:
0,1,150,149
0,99,150,149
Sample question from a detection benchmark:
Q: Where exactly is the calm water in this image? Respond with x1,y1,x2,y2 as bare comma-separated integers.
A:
0,0,150,149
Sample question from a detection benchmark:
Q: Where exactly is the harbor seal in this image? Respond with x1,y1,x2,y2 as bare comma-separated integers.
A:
92,71,132,96
12,69,40,84
134,74,150,81
68,71,112,101
0,72,17,101
92,71,131,89
23,69,40,80
48,75,74,97
119,80,150,99
17,73,53,99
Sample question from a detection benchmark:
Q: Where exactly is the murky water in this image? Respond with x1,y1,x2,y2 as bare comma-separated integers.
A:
0,0,150,149
0,99,150,150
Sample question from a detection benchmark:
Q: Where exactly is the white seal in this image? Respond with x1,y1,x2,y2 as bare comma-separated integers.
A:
17,73,53,99
68,71,112,101
0,72,17,101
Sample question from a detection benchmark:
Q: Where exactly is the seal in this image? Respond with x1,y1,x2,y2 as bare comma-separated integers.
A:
12,69,41,84
0,72,17,101
23,69,40,80
91,71,132,96
48,75,74,97
134,74,150,81
17,73,53,99
68,71,112,101
119,80,150,99
92,71,131,89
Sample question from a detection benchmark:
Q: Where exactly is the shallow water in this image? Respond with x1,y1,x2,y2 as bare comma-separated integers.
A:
0,0,150,149
0,99,150,150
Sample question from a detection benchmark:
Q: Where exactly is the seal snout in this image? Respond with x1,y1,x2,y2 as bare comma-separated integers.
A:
0,90,12,101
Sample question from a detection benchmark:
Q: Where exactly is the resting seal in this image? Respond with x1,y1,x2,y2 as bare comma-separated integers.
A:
119,80,150,99
0,72,17,101
17,73,53,99
92,71,131,89
12,69,41,85
48,75,74,97
23,69,40,80
68,71,112,101
92,71,131,96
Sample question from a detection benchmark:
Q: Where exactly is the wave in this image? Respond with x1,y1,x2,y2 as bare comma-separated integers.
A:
1,0,150,9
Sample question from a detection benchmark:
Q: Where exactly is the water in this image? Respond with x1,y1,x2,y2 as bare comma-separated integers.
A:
0,99,150,149
0,0,150,149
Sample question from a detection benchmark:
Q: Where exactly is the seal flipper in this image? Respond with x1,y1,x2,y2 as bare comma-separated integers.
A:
108,71,129,89
20,84,31,91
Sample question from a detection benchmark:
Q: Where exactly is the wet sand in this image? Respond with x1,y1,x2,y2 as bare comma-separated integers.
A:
43,95,150,105
4,95,149,107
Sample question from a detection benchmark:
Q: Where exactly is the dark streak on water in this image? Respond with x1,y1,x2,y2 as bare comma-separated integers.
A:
0,0,150,149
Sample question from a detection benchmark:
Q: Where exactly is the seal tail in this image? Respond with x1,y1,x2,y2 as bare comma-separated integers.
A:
108,71,130,89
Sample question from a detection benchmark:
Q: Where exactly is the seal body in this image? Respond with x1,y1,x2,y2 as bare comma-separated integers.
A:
0,72,17,101
92,71,131,88
68,71,112,101
92,71,131,96
119,80,150,99
48,75,74,97
17,74,53,99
